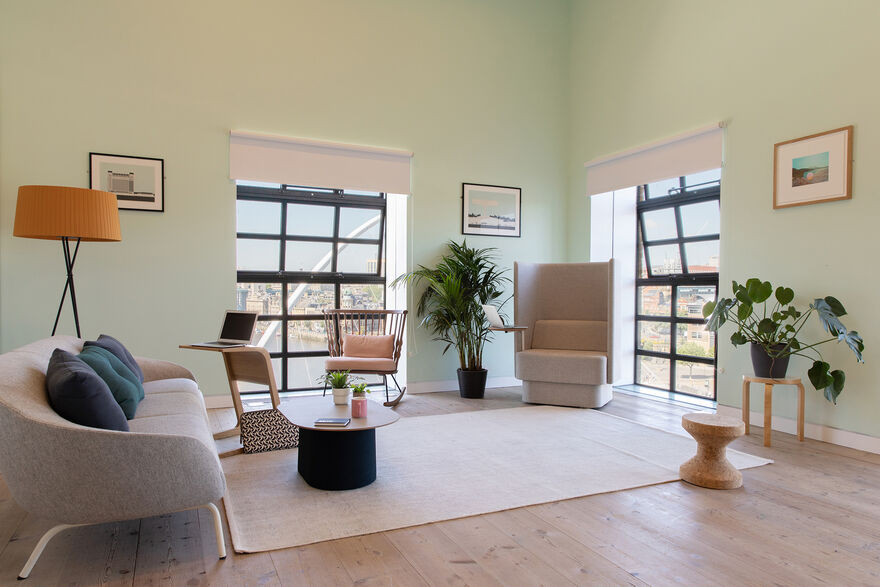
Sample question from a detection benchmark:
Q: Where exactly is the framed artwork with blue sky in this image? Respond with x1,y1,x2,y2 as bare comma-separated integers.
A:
461,183,521,237
773,126,852,209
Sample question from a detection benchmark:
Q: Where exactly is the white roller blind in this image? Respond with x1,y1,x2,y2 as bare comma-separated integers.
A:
229,131,413,194
585,123,723,196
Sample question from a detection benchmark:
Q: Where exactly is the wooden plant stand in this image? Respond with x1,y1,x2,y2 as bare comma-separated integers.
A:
742,375,805,447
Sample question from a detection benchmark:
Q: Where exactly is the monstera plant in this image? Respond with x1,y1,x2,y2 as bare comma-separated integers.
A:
703,278,864,404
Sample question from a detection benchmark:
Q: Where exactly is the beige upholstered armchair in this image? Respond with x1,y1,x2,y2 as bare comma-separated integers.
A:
513,261,619,408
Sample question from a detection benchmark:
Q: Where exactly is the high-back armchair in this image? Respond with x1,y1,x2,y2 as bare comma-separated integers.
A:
322,309,407,406
514,260,618,408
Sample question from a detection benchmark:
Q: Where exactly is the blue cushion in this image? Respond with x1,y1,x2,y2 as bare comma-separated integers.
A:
45,349,129,431
78,346,144,419
84,334,143,383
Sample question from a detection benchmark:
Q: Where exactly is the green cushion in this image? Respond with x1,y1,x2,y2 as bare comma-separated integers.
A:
78,346,145,419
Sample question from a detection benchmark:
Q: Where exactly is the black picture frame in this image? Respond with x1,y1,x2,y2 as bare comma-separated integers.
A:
89,152,165,212
461,182,521,238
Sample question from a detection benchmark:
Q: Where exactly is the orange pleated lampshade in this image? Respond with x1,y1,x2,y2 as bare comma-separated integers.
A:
13,185,121,241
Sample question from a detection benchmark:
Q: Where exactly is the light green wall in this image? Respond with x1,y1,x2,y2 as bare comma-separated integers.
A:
567,0,880,436
0,0,571,395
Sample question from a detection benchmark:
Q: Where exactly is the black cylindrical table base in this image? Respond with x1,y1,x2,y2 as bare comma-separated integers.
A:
297,427,376,490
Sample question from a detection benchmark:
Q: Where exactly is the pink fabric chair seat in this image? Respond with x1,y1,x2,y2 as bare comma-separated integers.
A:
324,356,397,372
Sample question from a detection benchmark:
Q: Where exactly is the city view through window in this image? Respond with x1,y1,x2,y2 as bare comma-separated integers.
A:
235,183,386,393
635,169,720,399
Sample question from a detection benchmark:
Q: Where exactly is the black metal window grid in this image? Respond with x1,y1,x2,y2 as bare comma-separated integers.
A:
634,173,720,400
236,184,386,393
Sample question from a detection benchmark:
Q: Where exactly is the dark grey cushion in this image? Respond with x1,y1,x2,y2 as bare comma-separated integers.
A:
45,349,129,431
84,334,144,383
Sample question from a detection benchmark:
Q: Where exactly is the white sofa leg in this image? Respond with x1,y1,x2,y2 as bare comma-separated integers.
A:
18,523,81,580
205,502,227,559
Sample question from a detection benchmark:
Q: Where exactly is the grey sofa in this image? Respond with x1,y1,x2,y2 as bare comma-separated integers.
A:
514,261,619,408
0,336,226,579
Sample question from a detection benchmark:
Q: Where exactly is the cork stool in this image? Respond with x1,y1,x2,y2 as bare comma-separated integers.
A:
680,413,746,489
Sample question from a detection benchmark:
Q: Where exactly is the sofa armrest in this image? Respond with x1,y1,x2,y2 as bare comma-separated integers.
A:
135,356,195,382
0,409,225,525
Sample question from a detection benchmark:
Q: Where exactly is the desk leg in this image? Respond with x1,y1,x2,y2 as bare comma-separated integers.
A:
763,383,773,447
742,379,750,435
796,381,805,441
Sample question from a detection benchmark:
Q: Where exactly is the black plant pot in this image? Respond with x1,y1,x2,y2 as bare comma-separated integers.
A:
750,343,790,379
457,368,488,399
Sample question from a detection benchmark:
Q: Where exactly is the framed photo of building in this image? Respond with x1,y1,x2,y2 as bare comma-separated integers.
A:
773,126,852,209
461,183,521,237
89,152,164,212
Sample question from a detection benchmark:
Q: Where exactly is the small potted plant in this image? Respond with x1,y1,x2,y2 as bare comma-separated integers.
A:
318,371,362,405
703,278,864,404
351,382,370,418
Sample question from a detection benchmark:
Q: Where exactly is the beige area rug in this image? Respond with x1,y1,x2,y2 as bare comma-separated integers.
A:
221,406,771,553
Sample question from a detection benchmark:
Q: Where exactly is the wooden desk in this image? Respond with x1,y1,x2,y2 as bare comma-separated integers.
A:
489,325,528,333
742,375,805,447
180,344,254,438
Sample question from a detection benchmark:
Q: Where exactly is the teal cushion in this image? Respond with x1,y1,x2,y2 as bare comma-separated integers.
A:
78,346,144,419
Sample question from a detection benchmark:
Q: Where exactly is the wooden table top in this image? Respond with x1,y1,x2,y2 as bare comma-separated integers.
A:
280,396,399,431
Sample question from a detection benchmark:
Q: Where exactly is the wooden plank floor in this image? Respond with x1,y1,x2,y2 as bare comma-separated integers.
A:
2,388,880,585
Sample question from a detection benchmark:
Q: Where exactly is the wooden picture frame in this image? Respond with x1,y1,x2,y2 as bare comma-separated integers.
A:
461,183,521,237
773,126,852,209
90,152,165,212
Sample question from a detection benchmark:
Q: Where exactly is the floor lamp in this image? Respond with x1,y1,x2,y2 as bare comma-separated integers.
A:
13,185,121,338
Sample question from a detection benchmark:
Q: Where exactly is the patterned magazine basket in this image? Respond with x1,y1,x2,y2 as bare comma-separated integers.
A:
239,408,299,454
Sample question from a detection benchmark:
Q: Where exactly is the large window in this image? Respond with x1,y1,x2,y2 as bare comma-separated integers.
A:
236,183,386,393
635,169,720,399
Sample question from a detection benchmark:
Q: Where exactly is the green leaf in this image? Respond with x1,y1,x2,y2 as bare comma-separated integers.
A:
785,324,795,332
812,298,847,336
823,296,847,317
757,318,777,335
838,330,864,362
747,279,773,303
827,370,846,404
735,287,752,304
702,301,717,318
737,302,753,322
788,338,801,350
775,286,794,306
706,298,734,331
808,361,833,391
730,331,748,346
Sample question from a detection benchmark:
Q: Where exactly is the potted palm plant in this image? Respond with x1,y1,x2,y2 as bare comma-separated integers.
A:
393,240,509,398
703,278,864,404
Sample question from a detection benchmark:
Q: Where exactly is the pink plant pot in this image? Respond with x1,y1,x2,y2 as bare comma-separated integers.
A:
351,397,368,418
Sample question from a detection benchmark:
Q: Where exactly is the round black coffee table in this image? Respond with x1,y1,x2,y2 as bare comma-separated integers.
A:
281,396,399,490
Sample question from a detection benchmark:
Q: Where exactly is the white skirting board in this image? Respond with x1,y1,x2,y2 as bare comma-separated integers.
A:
407,376,520,395
202,377,521,409
716,404,880,455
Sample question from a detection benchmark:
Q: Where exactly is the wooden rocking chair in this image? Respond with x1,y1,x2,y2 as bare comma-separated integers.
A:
322,309,407,407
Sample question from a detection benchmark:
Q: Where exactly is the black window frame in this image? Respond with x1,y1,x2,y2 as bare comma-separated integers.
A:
635,175,720,400
236,184,387,394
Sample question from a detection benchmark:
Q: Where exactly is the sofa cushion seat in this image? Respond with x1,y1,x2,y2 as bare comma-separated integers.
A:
142,377,201,397
135,390,207,420
516,348,607,385
128,413,215,453
324,356,397,372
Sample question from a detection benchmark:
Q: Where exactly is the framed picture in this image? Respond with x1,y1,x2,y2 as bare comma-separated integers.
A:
89,152,164,212
461,183,521,237
773,126,852,209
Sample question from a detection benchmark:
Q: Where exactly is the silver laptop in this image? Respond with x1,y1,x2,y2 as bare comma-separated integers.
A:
481,304,507,328
192,310,259,348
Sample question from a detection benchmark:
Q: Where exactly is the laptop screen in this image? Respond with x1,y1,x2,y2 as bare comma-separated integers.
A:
219,311,258,342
